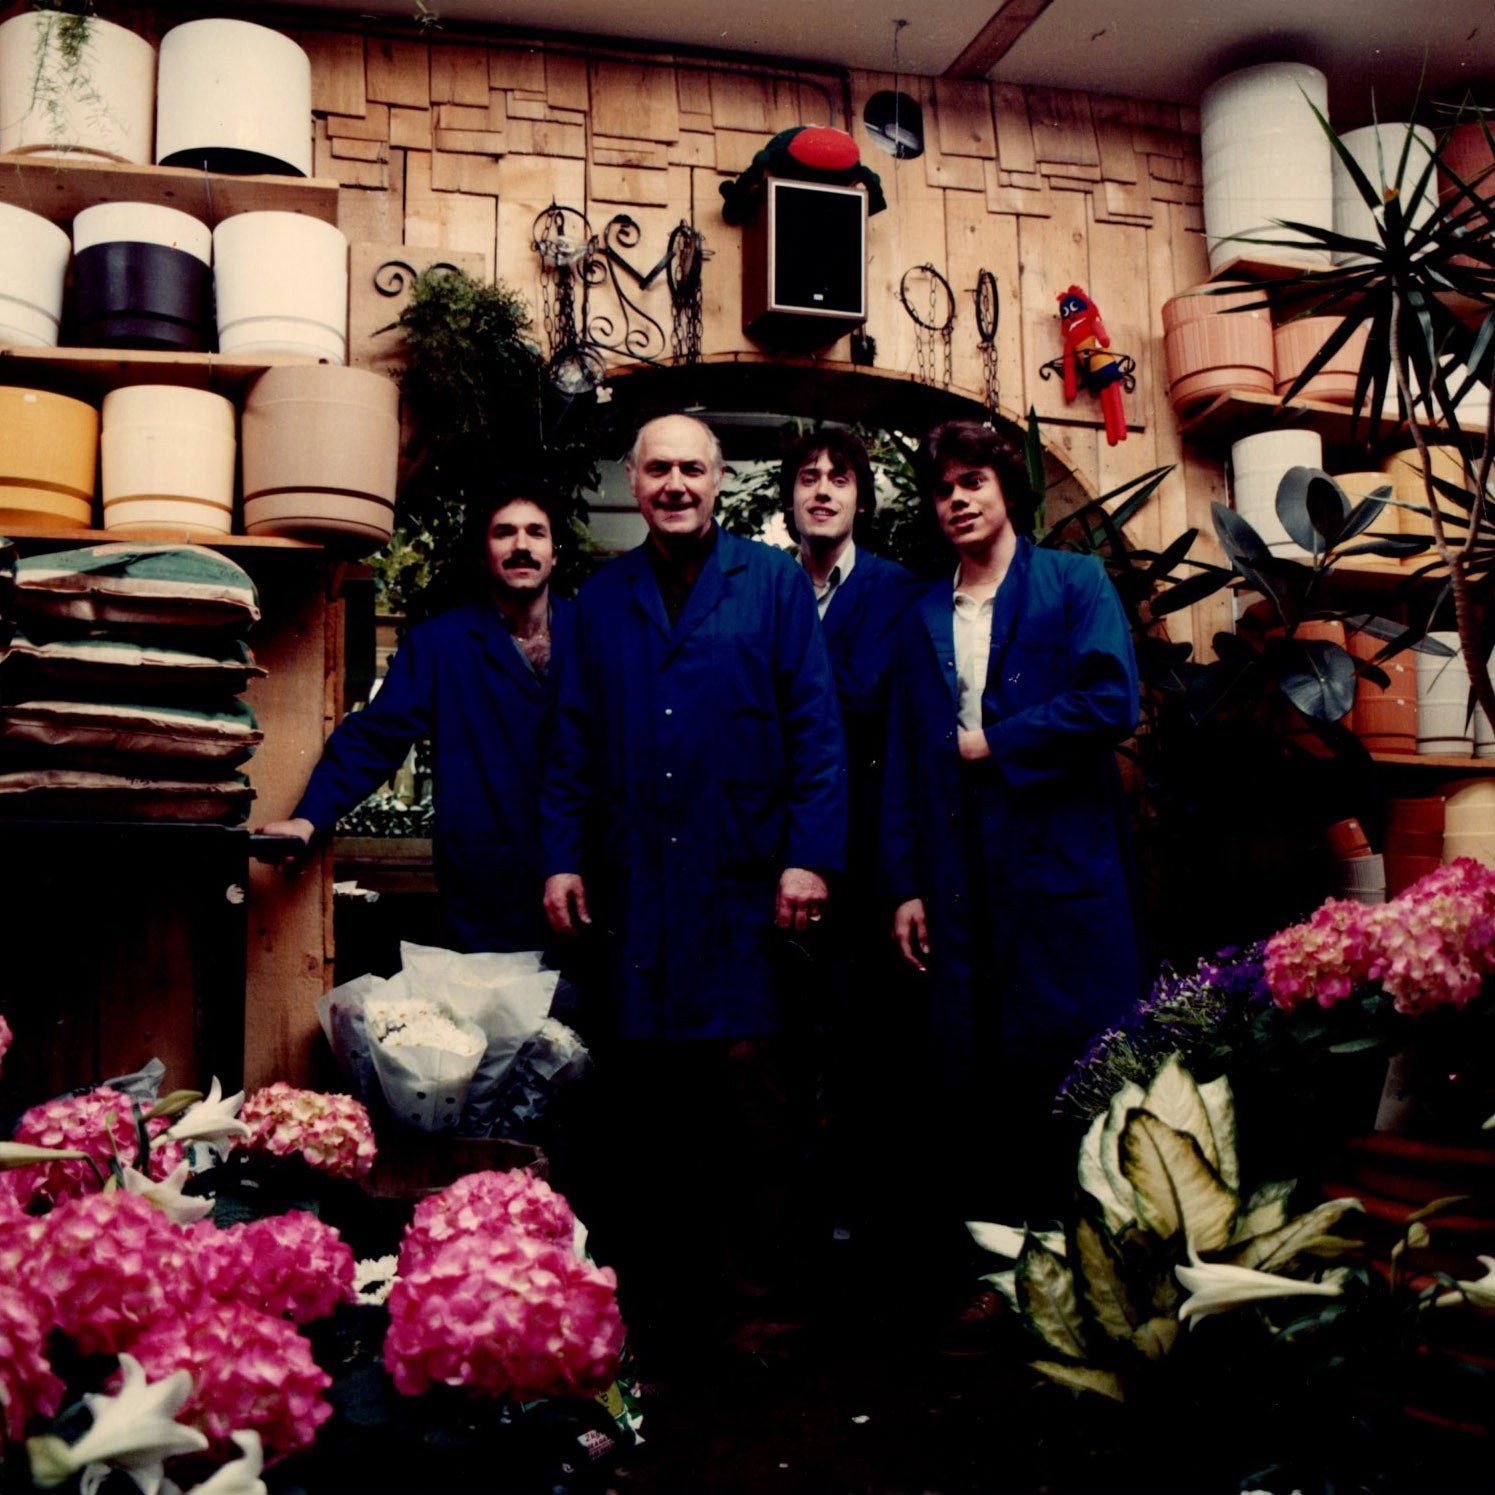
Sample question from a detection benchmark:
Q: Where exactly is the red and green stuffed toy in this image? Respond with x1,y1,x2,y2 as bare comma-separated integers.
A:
719,126,888,224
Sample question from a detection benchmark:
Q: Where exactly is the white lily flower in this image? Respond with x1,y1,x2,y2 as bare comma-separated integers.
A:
164,1432,267,1495
1176,1251,1343,1327
165,1078,249,1151
120,1161,216,1226
28,1353,207,1495
1435,1254,1495,1312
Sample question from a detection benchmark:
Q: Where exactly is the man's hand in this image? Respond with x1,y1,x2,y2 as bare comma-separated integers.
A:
259,817,314,845
544,873,591,936
775,867,828,931
257,818,314,868
957,728,992,762
892,897,930,972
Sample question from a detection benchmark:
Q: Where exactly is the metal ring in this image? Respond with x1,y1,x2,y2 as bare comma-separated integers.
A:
898,263,955,333
975,268,998,343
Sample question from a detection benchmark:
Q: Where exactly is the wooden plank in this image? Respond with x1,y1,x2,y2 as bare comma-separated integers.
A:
495,152,585,297
990,83,1037,174
1098,176,1154,224
314,118,386,189
389,107,432,151
677,67,713,118
328,104,391,143
303,30,367,118
983,159,1052,217
694,165,740,356
404,151,497,278
434,129,507,155
348,240,486,374
506,96,552,120
668,131,717,169
436,103,491,131
1026,87,1099,168
430,42,490,106
594,136,670,168
590,59,678,142
926,151,986,191
1129,98,1185,157
528,120,587,158
935,79,996,158
716,128,769,176
366,37,431,110
1017,191,1090,420
590,163,671,208
331,136,388,164
678,109,714,133
1090,95,1139,183
944,187,1021,409
711,71,772,133
944,0,1056,79
337,162,406,245
546,50,590,113
431,150,502,195
767,77,804,133
491,43,547,94
1043,161,1103,183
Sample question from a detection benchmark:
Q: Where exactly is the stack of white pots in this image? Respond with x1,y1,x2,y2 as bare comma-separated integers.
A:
1416,631,1475,756
1333,123,1437,264
1199,62,1335,274
1229,429,1324,556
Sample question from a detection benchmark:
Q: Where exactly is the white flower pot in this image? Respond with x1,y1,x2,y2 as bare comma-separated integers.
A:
73,203,211,263
213,212,348,362
0,202,70,348
1200,63,1334,273
0,11,155,162
241,365,399,549
155,18,311,177
1333,124,1437,266
1229,429,1323,557
101,386,236,538
1416,631,1474,755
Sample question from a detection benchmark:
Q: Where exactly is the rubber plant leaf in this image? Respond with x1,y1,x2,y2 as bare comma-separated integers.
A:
1275,466,1349,554
1148,569,1233,618
1275,637,1359,721
1016,1235,1088,1361
1335,488,1393,545
1119,1109,1237,1254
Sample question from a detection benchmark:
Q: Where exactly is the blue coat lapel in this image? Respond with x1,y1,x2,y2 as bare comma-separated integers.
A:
916,581,959,716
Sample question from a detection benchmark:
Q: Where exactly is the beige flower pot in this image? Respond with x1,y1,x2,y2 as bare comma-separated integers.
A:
0,387,98,529
0,11,155,162
0,202,70,348
241,365,399,549
101,386,236,538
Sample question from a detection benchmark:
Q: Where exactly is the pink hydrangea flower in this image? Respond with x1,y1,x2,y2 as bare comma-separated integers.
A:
1264,897,1376,1011
0,1011,11,1080
6,1087,185,1209
0,1279,63,1449
240,1083,376,1180
399,1169,576,1274
384,1229,623,1401
1366,858,1495,1014
25,1191,198,1357
195,1210,354,1324
125,1298,332,1456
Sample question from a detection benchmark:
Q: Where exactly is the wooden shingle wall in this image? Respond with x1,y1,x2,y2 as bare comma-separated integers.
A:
108,11,1227,658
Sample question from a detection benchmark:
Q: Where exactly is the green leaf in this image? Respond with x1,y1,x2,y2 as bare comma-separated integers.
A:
1197,1074,1239,1191
1141,1054,1219,1172
1149,569,1233,617
981,1268,1019,1307
1074,1212,1140,1341
1224,1197,1365,1272
1030,1361,1126,1402
1079,1107,1135,1230
1016,1236,1088,1361
1127,1315,1179,1363
1275,638,1359,721
1098,1082,1145,1225
1275,466,1348,554
1234,1179,1293,1241
1119,1110,1237,1252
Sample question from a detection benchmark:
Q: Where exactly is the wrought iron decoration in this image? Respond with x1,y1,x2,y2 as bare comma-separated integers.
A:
533,204,706,394
975,268,1000,416
899,263,954,389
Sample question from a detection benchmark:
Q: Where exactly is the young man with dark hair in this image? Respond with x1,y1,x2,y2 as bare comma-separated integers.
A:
883,419,1145,1250
260,483,571,955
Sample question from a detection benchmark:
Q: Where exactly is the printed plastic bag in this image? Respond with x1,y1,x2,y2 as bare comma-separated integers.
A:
364,975,486,1132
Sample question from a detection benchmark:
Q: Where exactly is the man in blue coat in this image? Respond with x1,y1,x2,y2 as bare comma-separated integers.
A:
543,413,845,1357
261,485,570,955
782,427,920,1255
883,421,1146,1240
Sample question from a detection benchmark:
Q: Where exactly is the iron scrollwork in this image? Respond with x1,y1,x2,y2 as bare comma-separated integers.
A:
533,204,707,394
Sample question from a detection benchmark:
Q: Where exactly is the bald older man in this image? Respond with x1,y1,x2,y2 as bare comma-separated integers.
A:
543,414,845,1359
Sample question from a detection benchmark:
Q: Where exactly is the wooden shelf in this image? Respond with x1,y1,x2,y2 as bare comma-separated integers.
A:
0,154,339,227
0,522,319,551
0,345,329,399
1371,751,1495,771
1176,386,1468,455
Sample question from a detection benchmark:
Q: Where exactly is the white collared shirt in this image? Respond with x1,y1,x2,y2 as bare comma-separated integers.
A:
952,573,995,731
802,539,857,618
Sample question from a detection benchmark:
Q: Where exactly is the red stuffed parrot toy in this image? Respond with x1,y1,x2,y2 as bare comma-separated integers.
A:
1057,285,1128,446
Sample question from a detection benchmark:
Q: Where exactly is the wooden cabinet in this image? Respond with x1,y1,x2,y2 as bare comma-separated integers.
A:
0,157,347,1105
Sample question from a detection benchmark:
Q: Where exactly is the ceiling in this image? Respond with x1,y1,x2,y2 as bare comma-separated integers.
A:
263,0,1494,120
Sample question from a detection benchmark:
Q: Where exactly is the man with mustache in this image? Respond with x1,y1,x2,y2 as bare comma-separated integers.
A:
543,413,845,1360
260,484,569,954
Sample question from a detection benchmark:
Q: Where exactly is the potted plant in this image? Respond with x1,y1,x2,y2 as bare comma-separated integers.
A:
0,3,155,162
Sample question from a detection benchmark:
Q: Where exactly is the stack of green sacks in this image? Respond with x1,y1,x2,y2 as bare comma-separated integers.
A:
0,542,265,823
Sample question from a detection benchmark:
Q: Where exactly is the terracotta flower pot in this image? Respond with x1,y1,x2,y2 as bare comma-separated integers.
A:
1273,317,1372,404
0,387,98,529
1162,284,1274,412
1443,780,1495,868
1348,625,1417,754
240,365,399,550
1439,121,1495,270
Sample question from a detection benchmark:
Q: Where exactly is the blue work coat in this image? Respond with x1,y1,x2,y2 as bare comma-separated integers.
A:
295,597,571,954
543,526,846,1040
819,549,921,887
881,538,1146,1053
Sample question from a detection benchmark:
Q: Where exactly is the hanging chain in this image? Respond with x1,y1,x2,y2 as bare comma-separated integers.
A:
666,222,705,366
975,268,1000,416
899,263,955,389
